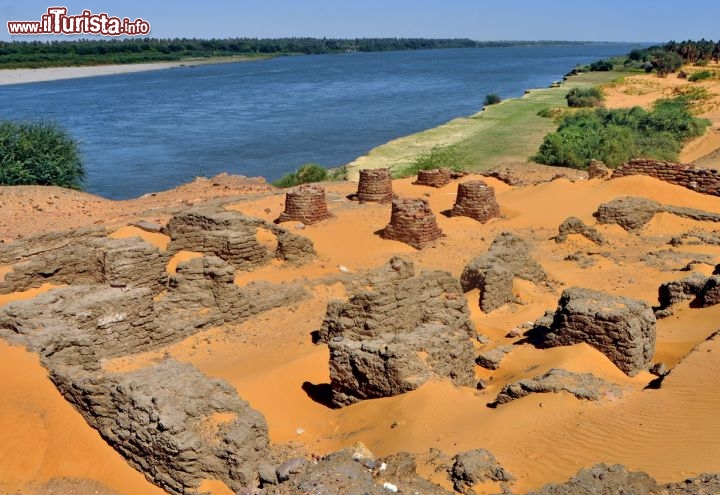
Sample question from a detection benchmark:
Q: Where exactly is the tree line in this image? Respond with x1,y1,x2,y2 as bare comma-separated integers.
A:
584,39,720,77
0,38,599,69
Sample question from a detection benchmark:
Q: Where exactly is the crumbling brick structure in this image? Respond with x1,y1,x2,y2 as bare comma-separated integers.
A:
413,168,453,188
612,159,720,196
448,180,501,223
275,184,332,225
356,168,393,203
380,198,444,249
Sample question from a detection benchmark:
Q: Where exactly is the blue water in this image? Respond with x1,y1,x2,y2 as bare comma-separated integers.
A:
0,43,645,199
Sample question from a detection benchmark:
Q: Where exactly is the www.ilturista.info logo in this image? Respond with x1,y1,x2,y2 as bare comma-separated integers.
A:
7,7,150,36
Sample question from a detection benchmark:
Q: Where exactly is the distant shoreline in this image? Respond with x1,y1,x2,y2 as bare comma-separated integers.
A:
0,56,271,86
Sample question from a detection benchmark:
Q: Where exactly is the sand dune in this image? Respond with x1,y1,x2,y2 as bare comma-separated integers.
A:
6,170,710,493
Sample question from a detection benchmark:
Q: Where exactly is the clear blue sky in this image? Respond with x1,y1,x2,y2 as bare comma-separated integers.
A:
1,0,719,42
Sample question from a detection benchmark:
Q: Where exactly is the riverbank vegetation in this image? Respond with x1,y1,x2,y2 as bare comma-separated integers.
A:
0,39,591,69
565,87,604,108
534,96,710,168
0,120,84,189
272,163,328,188
577,39,720,77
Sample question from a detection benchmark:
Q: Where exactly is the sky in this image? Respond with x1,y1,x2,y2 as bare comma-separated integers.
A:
1,0,719,43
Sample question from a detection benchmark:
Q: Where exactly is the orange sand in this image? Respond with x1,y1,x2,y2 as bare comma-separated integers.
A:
109,225,170,250
3,72,720,492
0,340,165,495
89,171,720,494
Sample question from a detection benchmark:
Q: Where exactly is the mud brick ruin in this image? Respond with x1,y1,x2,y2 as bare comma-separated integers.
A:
318,256,477,407
448,180,501,223
413,167,453,187
356,167,394,203
275,184,332,225
380,197,444,249
613,159,720,196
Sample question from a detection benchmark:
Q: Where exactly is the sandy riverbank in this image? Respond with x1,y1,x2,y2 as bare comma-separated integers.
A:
0,56,267,86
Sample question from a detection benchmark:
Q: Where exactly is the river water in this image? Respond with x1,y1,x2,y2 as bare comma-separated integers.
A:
0,43,645,199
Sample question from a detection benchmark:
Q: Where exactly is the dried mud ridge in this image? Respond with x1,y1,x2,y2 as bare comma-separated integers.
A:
3,167,720,493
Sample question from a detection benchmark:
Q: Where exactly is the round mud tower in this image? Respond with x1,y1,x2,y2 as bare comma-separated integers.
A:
356,168,393,203
413,168,453,188
276,184,332,225
380,197,444,249
449,180,501,223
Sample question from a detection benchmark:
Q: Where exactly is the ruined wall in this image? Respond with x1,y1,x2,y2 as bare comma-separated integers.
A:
0,257,306,364
612,159,720,196
413,168,453,188
536,288,656,376
356,168,393,203
0,253,306,493
0,228,168,294
319,256,477,407
380,198,444,249
275,184,332,225
49,359,269,495
165,208,315,267
448,180,501,223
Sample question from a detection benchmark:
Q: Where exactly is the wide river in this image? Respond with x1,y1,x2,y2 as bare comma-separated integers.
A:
1,43,645,199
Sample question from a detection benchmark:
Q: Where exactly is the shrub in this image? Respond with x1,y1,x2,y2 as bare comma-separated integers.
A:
688,70,713,82
534,97,709,169
537,107,565,119
589,59,613,71
566,87,604,108
395,145,465,178
0,120,84,189
484,93,502,106
272,162,327,188
650,50,683,77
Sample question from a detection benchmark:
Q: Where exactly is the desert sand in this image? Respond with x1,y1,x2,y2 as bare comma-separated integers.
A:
2,66,720,495
3,170,720,494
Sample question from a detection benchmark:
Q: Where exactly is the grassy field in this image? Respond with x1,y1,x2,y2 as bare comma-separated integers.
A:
343,71,628,180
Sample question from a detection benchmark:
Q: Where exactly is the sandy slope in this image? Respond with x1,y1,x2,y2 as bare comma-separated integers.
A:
4,171,720,494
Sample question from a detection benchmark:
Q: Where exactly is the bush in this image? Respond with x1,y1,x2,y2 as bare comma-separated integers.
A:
689,70,713,82
0,120,84,189
534,97,709,169
272,162,327,188
589,59,613,71
537,107,565,119
484,93,502,106
396,145,465,178
566,87,604,108
650,50,683,77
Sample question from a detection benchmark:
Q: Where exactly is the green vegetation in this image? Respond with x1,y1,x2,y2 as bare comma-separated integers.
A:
589,59,614,71
0,39,592,69
534,97,710,169
581,40,720,78
272,162,328,188
0,120,84,189
537,107,566,119
484,93,502,106
689,70,714,82
343,71,626,179
395,145,465,178
650,50,683,77
565,87,604,108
